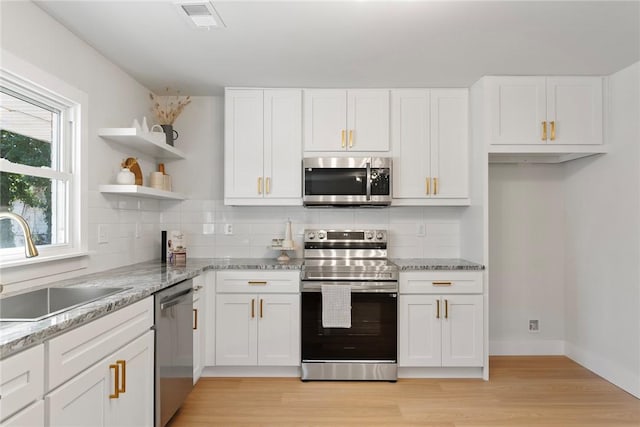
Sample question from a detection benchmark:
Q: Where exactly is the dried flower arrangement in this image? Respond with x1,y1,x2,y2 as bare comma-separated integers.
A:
149,88,191,125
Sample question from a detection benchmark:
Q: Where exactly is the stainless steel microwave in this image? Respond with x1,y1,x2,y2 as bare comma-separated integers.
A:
303,157,392,207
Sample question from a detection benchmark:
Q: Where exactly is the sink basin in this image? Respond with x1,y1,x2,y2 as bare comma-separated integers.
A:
0,287,128,322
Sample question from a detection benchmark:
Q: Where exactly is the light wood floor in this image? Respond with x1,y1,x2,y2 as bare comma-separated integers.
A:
168,357,640,426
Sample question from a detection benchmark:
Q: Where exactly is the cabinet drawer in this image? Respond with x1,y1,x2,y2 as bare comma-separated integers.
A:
1,400,44,427
47,297,153,390
399,271,482,294
216,271,300,293
0,344,44,423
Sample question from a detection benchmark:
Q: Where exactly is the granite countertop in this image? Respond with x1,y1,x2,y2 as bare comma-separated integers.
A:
392,258,485,271
0,256,481,359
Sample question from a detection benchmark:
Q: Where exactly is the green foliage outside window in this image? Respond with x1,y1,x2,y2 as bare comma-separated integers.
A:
0,129,52,246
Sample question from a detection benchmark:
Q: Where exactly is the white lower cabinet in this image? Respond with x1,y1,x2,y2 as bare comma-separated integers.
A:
193,275,207,383
399,272,484,368
1,401,44,427
216,293,300,366
0,344,44,425
46,330,154,427
215,271,300,367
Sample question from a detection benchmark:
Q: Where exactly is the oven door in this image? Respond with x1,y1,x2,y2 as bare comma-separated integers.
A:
301,281,397,363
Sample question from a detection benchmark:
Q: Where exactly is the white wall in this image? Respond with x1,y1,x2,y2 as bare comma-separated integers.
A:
488,164,566,355
564,62,640,398
1,1,162,288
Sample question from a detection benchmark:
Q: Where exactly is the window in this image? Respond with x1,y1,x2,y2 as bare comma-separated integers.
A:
0,56,87,270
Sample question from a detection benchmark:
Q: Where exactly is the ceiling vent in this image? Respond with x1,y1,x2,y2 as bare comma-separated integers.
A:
175,1,225,29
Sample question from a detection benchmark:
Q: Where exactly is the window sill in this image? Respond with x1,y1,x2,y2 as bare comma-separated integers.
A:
0,251,89,269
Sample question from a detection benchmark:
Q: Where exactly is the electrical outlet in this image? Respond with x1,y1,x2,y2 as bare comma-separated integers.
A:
416,223,426,237
224,223,233,235
529,319,539,333
98,224,108,244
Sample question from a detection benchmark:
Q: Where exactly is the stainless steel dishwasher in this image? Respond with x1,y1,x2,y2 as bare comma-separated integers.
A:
154,279,194,427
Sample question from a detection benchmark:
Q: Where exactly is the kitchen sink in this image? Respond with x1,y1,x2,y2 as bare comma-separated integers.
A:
0,287,128,322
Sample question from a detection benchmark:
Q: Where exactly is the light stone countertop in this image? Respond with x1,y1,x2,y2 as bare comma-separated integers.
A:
0,256,482,359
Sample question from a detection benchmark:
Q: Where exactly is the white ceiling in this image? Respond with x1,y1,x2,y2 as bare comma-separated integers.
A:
36,1,640,96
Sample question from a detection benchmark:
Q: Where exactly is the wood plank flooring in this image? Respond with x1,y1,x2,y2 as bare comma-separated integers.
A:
168,357,640,426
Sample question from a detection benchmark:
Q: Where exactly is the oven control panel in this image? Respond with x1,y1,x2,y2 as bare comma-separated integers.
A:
304,229,387,243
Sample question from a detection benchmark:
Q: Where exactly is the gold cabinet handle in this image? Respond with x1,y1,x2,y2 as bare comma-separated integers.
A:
432,281,452,287
248,281,267,285
116,360,126,393
433,177,438,195
260,299,264,318
109,363,120,399
542,121,547,140
193,308,198,330
426,177,430,195
436,299,440,319
348,130,354,148
550,121,556,141
341,130,346,148
258,177,263,195
265,177,271,194
445,299,449,319
251,298,255,318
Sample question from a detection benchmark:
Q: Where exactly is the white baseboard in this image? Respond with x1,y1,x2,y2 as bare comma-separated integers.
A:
489,339,565,355
565,342,640,399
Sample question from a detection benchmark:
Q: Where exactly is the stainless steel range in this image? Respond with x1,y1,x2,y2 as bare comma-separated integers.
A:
300,229,399,381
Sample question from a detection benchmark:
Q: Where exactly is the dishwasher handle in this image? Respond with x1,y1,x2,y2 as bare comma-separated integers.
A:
159,288,193,311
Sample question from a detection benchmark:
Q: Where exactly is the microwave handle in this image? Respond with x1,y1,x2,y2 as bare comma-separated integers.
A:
366,161,371,201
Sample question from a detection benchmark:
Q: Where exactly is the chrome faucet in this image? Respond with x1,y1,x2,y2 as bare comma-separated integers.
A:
0,211,39,258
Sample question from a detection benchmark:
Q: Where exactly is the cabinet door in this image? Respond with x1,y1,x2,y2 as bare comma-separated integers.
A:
215,294,258,365
391,89,430,199
303,89,347,152
107,331,154,427
546,77,603,145
441,295,483,367
193,290,203,383
347,89,390,152
264,89,302,199
398,295,441,367
430,89,469,199
2,400,44,427
489,77,546,145
257,294,300,366
47,332,154,427
224,89,265,198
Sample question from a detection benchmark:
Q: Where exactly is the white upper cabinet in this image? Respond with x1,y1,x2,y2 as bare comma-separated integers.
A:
303,89,390,152
391,89,469,205
488,76,603,145
224,88,302,205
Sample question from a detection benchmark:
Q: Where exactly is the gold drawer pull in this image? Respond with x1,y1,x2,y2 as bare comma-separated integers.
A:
109,364,120,399
550,121,556,141
433,177,438,195
432,281,452,287
116,360,126,393
258,177,263,195
341,130,346,148
348,130,354,148
436,299,440,319
445,299,449,319
260,299,264,318
248,281,267,285
542,121,547,140
251,299,255,318
193,308,198,330
426,177,430,195
266,177,271,194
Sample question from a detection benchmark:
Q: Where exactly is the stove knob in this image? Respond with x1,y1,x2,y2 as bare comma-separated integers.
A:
365,231,374,240
317,231,326,240
307,231,316,240
376,231,384,240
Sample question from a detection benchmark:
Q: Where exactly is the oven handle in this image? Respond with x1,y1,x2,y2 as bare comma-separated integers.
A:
301,281,398,293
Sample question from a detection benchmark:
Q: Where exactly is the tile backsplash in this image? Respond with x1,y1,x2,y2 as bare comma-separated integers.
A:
161,199,464,259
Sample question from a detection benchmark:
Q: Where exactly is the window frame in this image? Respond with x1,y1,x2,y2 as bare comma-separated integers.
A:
0,50,88,286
